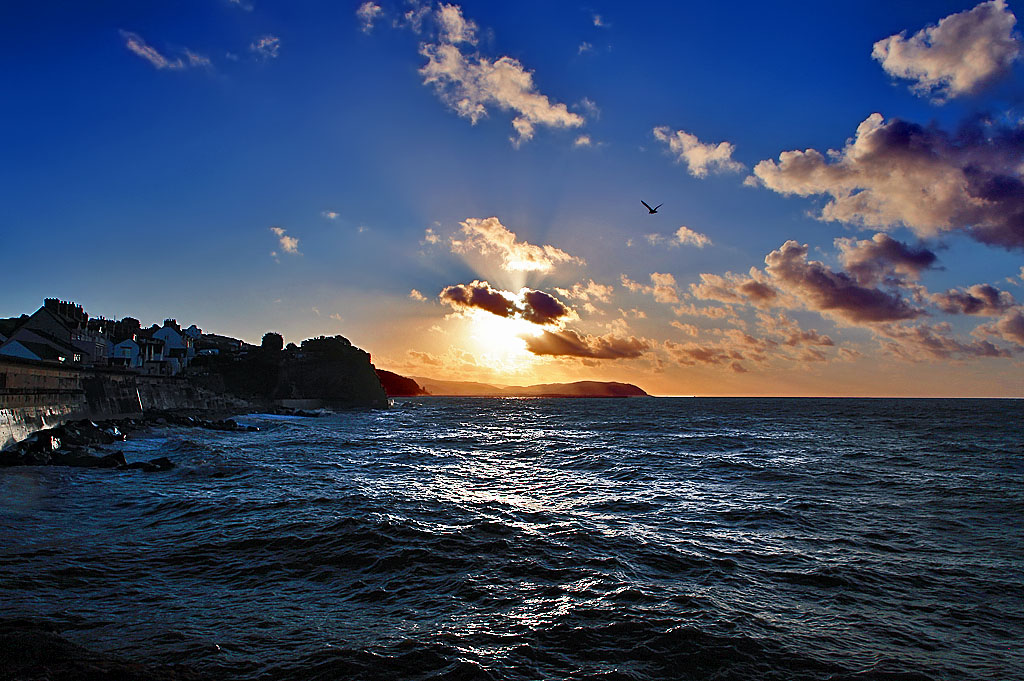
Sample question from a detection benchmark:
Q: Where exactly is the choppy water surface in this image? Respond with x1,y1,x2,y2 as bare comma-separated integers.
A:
1,398,1022,680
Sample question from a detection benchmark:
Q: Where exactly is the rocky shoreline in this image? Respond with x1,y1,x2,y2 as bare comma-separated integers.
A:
0,407,322,471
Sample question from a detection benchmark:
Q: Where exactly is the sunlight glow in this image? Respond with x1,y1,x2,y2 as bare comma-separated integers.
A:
464,310,544,374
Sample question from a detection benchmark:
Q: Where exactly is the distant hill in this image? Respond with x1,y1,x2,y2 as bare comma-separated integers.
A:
411,376,648,398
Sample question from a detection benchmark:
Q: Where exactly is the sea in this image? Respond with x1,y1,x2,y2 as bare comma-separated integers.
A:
1,397,1022,681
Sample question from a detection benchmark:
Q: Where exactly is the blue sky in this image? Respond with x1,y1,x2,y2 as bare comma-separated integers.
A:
2,1,1023,395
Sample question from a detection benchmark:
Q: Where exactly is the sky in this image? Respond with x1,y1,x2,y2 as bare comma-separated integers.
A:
2,0,1024,396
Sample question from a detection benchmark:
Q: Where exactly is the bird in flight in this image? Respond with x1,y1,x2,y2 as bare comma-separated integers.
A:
641,200,662,214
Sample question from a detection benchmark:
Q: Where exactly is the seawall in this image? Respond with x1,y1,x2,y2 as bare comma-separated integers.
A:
0,357,249,450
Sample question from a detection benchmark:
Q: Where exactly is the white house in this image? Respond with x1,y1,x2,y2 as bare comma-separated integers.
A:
111,338,142,368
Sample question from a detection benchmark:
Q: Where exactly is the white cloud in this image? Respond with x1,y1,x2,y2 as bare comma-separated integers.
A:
653,126,744,178
555,279,615,303
578,42,593,55
621,272,680,303
270,226,300,255
322,211,339,220
674,226,711,248
574,135,593,147
228,0,254,11
120,31,209,71
592,14,605,27
422,227,441,245
436,3,478,45
872,0,1020,100
410,289,427,301
450,217,584,272
418,5,585,146
250,35,281,59
357,2,384,34
645,226,712,248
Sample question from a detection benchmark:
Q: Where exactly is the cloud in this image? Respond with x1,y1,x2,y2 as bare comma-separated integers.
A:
622,273,680,303
357,2,384,33
574,135,593,147
671,321,698,335
440,280,516,318
672,302,736,319
578,42,594,55
973,308,1024,345
450,216,584,272
691,271,779,308
422,227,441,245
409,289,427,301
439,280,573,326
653,126,744,178
646,225,712,248
593,14,605,27
436,3,478,44
674,226,712,248
418,5,585,145
521,289,573,325
228,0,254,11
764,240,923,323
270,226,300,255
931,283,1017,315
407,349,444,366
752,113,1024,250
576,97,600,119
250,35,280,59
872,0,1020,100
322,210,339,220
835,233,938,286
875,321,1012,360
524,329,650,359
756,312,834,348
121,31,209,70
555,279,615,303
663,339,748,370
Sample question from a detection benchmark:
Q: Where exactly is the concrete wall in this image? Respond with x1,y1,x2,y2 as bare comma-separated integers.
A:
0,357,142,450
0,357,250,450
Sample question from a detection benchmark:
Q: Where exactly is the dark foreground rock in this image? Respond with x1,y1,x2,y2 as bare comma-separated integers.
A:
0,412,261,470
0,619,207,681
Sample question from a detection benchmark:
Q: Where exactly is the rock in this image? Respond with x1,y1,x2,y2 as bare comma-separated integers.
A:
0,450,26,467
97,452,127,468
148,457,175,470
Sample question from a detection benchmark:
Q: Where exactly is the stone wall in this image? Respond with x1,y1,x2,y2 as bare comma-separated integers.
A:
0,357,142,450
0,358,250,450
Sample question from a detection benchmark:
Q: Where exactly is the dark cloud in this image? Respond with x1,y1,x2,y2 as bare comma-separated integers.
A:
836,233,938,286
440,281,516,318
440,281,572,326
521,290,572,325
764,240,924,323
932,284,1017,315
753,113,1024,251
524,329,650,359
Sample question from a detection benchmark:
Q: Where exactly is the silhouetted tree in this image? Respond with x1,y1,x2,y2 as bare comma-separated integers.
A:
261,332,284,352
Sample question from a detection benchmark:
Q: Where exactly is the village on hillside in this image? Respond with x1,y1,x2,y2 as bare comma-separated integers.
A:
0,299,252,375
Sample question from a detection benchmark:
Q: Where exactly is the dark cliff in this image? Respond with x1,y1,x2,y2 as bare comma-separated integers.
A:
375,370,428,397
190,335,389,408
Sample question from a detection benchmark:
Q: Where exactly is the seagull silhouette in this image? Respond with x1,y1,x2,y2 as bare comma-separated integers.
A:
641,200,662,214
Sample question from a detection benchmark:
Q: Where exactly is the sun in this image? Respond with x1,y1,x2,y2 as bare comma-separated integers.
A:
464,310,544,374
